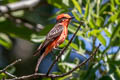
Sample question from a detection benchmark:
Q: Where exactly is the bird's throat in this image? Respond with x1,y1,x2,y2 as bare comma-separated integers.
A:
62,21,70,27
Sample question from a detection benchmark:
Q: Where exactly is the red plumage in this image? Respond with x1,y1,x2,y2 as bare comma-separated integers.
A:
34,13,73,73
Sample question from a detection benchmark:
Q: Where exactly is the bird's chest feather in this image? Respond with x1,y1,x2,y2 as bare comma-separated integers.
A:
57,27,68,45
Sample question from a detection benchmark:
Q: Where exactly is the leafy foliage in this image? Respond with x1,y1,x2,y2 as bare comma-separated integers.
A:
0,0,120,80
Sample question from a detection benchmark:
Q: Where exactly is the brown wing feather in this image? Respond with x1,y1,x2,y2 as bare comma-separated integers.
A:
33,23,64,56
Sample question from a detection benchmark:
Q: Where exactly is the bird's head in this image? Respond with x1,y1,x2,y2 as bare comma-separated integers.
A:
56,13,74,23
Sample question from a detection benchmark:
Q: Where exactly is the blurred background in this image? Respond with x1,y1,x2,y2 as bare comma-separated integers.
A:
0,0,120,80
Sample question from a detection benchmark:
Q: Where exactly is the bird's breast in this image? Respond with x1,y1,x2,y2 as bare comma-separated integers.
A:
56,27,68,46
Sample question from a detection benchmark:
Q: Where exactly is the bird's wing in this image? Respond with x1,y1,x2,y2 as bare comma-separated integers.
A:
33,24,64,56
44,24,64,47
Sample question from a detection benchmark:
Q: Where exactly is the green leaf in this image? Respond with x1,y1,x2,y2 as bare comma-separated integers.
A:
68,25,82,36
0,17,6,22
0,33,12,49
91,14,104,27
47,0,63,8
12,10,24,17
65,40,79,50
7,66,16,74
104,29,111,37
111,37,120,46
83,63,101,80
59,62,76,69
99,76,112,80
72,9,80,21
96,16,104,27
72,21,80,27
47,0,70,9
0,20,34,40
81,40,86,50
115,0,120,5
88,29,106,46
57,73,72,80
72,0,82,14
109,12,119,22
58,62,77,74
88,29,101,37
115,66,120,79
74,36,80,48
0,73,7,80
97,34,106,46
100,3,110,15
88,18,96,28
41,78,51,80
38,24,54,35
84,0,90,19
8,0,18,3
110,0,116,11
31,34,45,43
56,9,67,15
62,48,71,61
111,24,120,46
62,0,69,7
59,39,79,51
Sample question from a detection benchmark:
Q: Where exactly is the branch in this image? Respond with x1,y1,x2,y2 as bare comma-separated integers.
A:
7,44,101,80
4,14,44,32
0,59,21,78
0,59,21,73
0,0,44,32
2,22,101,80
0,0,41,14
56,44,101,77
46,22,83,75
4,71,17,78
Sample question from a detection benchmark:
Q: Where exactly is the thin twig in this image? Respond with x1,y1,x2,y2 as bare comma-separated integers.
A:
0,59,21,73
56,44,101,77
46,22,83,75
0,59,21,78
4,71,17,78
7,44,101,80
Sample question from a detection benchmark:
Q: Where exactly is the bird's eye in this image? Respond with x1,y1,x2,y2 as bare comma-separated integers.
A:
56,17,68,23
62,17,67,19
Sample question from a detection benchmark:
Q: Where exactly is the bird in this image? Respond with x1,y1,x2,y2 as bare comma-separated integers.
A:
34,13,74,73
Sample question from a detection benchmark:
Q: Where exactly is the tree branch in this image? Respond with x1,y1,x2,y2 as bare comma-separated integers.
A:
4,14,44,32
0,22,101,80
0,0,41,14
4,71,17,78
0,59,21,73
46,22,83,75
0,59,21,78
56,43,101,77
7,44,101,80
0,0,44,32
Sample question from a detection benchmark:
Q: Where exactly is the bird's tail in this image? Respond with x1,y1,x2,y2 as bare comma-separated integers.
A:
33,44,46,56
35,53,46,73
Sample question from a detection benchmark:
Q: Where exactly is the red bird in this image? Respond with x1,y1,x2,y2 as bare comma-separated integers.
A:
34,13,73,72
